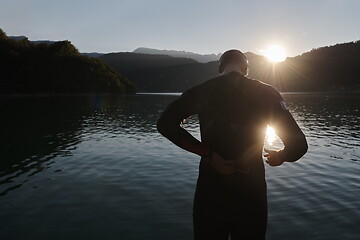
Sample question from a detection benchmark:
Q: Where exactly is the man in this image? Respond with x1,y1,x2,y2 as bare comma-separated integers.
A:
157,49,308,240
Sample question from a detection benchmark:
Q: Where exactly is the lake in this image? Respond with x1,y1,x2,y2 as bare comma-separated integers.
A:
0,94,359,240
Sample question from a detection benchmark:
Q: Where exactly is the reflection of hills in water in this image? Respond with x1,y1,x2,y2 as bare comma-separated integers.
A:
0,95,174,195
0,94,359,240
1,94,359,196
0,97,86,195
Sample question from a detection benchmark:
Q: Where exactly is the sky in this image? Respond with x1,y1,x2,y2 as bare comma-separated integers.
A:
0,0,359,57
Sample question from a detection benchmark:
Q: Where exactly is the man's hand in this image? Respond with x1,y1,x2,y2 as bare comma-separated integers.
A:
264,148,285,166
205,151,236,175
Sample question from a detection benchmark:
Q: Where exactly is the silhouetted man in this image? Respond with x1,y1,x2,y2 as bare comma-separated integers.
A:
157,49,308,240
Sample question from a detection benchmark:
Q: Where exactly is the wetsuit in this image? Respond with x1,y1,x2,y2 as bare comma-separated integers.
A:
157,71,308,240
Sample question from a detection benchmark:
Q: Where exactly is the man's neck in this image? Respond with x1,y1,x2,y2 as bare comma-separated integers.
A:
222,65,245,75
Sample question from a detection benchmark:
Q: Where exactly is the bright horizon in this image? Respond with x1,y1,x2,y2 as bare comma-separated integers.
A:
1,0,359,57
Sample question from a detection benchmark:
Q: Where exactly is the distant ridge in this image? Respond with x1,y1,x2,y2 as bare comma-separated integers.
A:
100,52,197,72
31,40,57,45
133,47,221,63
8,36,220,62
8,36,28,41
9,36,57,45
7,32,360,93
101,41,360,93
82,52,105,58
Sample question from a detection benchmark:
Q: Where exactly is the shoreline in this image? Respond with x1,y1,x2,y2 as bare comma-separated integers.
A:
137,91,360,96
0,92,136,98
1,91,359,98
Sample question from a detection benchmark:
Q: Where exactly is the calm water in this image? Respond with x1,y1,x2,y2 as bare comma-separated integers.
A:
0,94,359,240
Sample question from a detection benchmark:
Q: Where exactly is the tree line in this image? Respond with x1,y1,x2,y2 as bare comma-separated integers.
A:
0,29,137,94
101,41,360,93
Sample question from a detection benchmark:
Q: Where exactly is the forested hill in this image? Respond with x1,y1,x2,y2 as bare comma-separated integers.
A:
101,41,360,93
0,29,136,94
99,52,217,92
133,47,221,63
248,41,360,92
100,52,197,71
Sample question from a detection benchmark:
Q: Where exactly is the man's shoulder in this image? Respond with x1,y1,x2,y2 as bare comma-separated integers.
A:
181,73,282,102
245,77,282,99
181,75,223,96
198,74,227,87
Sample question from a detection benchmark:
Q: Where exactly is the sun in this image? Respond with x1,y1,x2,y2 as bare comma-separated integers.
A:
264,45,286,62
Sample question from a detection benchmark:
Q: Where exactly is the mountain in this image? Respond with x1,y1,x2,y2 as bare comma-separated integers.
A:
82,52,105,58
9,36,28,41
10,36,106,58
9,36,57,45
100,51,271,92
101,41,360,93
100,52,197,71
0,29,136,94
7,30,357,93
99,52,202,91
278,42,360,91
133,47,221,63
247,41,360,92
31,40,57,45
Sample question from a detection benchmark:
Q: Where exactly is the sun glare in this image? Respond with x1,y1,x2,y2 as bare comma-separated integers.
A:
264,45,286,62
265,126,276,145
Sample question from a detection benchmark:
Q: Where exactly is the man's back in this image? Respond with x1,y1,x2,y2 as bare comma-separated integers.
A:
178,72,284,172
157,49,307,240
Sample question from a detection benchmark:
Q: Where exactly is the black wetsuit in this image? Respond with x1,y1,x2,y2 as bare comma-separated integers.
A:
157,72,308,240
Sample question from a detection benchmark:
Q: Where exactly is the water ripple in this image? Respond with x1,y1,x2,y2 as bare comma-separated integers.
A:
0,94,359,240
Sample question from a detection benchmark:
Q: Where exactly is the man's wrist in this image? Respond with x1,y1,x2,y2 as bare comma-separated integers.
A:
203,147,213,159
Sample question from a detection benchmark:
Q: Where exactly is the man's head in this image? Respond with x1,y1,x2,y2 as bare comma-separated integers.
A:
219,49,249,76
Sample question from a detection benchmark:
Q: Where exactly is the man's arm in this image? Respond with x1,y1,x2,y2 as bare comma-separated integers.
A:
157,90,210,157
264,88,308,166
157,89,241,175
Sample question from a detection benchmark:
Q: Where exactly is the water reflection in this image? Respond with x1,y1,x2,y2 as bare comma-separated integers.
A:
0,97,88,195
1,94,359,196
0,95,178,196
0,94,358,240
283,94,360,162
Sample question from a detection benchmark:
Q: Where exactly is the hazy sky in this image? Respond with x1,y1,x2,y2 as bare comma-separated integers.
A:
1,0,359,56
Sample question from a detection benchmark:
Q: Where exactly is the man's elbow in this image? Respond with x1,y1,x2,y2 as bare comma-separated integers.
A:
157,118,166,136
299,137,308,159
284,134,308,162
157,117,174,139
294,134,308,161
